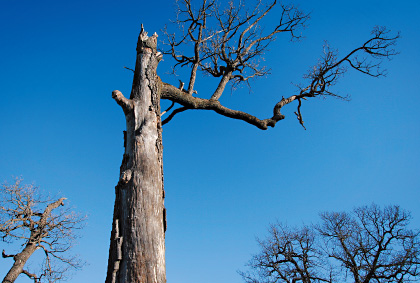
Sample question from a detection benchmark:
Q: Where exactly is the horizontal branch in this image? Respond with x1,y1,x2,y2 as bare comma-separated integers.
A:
161,82,304,129
2,249,15,258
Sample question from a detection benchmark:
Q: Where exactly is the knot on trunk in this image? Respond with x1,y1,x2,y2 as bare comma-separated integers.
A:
121,170,132,183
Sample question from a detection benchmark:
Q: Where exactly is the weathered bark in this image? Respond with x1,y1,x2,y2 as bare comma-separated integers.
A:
2,244,37,283
106,26,166,283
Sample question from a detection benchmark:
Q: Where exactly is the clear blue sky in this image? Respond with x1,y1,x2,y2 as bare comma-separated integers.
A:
1,0,419,282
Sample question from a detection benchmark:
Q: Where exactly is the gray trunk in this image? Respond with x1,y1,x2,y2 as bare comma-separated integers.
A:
106,27,166,283
2,244,37,283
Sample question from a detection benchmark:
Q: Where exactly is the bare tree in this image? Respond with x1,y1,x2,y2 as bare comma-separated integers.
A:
0,178,86,283
106,0,399,282
240,224,332,283
319,204,420,283
241,204,420,283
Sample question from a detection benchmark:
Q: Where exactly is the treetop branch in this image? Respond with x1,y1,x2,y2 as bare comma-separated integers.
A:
159,1,398,129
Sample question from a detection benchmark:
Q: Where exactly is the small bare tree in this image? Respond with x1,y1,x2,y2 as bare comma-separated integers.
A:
242,204,420,283
0,178,86,283
240,224,332,283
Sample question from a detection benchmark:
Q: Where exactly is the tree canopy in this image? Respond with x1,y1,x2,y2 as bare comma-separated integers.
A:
241,204,420,283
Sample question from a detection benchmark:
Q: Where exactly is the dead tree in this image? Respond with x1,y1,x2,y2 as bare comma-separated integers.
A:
241,204,420,283
0,178,85,283
106,1,399,282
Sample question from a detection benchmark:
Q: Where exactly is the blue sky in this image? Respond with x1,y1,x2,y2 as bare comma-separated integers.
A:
1,0,419,282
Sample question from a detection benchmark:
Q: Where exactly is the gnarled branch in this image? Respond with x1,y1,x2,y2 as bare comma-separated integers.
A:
161,1,398,129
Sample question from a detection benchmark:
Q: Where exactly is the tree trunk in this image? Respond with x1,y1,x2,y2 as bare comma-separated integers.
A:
106,27,166,283
2,244,37,283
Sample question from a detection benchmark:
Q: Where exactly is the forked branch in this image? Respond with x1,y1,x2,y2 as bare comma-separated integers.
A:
161,8,398,129
163,0,309,101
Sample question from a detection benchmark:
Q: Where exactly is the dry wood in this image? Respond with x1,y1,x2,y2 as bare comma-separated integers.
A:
106,26,166,283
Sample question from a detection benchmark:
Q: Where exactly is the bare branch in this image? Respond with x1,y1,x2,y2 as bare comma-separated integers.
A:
299,28,399,100
112,90,133,114
294,98,306,130
124,66,135,73
161,101,176,116
163,0,309,101
161,1,398,130
162,106,189,125
161,82,288,129
2,250,15,258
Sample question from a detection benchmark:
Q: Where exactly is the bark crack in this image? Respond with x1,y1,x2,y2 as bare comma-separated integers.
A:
110,219,123,283
145,53,166,235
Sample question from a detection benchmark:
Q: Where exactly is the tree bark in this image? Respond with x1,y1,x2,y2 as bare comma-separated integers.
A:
106,27,166,283
2,244,37,283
